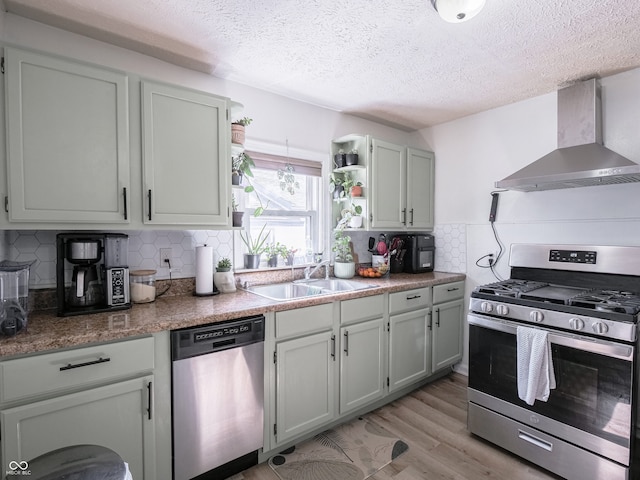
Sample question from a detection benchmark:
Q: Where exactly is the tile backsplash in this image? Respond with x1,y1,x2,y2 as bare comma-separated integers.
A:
4,230,233,288
3,224,466,289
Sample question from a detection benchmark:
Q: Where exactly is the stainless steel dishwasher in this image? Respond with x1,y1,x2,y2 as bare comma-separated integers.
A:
171,315,265,480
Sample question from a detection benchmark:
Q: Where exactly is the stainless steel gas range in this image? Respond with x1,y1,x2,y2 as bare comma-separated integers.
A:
468,244,640,480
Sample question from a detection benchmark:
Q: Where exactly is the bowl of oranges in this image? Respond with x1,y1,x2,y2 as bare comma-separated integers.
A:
357,255,390,278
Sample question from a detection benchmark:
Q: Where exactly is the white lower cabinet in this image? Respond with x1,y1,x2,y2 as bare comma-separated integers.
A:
0,337,157,479
339,294,386,415
1,376,155,479
273,303,336,445
432,281,465,371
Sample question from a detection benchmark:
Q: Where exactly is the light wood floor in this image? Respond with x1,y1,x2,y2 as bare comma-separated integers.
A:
236,373,560,480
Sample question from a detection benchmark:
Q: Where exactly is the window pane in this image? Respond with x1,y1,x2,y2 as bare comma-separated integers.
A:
245,168,308,210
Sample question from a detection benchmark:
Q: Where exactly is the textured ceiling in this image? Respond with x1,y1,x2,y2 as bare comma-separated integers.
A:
4,0,640,130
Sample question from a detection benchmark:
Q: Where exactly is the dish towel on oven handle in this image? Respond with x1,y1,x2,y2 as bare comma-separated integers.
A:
516,326,556,405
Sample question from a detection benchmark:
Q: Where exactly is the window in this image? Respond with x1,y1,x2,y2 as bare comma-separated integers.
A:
236,150,324,268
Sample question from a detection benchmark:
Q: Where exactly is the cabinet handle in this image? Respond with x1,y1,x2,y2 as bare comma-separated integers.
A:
344,331,349,356
123,187,128,220
148,189,152,221
4,196,7,213
410,208,414,225
59,356,111,371
447,287,460,292
406,295,421,300
402,208,406,225
331,335,336,361
147,381,153,420
435,308,441,327
428,311,433,331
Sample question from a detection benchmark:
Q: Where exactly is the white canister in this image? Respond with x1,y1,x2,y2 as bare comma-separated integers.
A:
130,270,157,303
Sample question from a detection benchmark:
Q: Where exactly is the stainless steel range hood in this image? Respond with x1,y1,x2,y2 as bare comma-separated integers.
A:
496,79,640,192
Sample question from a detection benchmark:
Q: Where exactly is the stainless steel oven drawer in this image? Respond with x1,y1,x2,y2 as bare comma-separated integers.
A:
468,402,628,480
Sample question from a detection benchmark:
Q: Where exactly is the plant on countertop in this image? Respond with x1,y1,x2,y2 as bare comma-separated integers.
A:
332,229,353,263
216,257,232,272
239,223,270,255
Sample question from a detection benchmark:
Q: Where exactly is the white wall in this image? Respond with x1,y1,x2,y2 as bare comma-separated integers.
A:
413,67,640,373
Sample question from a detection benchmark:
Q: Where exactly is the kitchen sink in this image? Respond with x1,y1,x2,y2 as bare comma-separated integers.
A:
297,278,375,292
245,278,375,301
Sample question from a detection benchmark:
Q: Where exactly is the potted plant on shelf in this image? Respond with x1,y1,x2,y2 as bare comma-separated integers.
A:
332,229,355,278
232,194,244,227
283,246,298,266
239,224,270,269
336,203,363,229
264,242,287,267
329,173,345,200
231,116,252,146
213,257,236,293
232,151,254,186
345,148,359,166
333,149,346,168
341,172,363,197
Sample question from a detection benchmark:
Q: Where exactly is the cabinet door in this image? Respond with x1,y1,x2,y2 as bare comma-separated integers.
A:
141,81,229,225
388,307,430,392
275,331,335,444
339,318,385,414
369,138,405,229
1,376,155,480
4,47,130,223
406,148,435,230
432,299,464,371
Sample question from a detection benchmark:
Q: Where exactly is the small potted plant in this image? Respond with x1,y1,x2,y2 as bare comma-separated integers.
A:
283,246,298,266
214,257,236,293
232,194,244,227
342,172,363,197
231,116,252,146
239,224,270,269
264,242,287,267
232,151,254,186
329,173,345,200
336,203,363,229
332,229,355,278
333,148,346,168
345,148,359,166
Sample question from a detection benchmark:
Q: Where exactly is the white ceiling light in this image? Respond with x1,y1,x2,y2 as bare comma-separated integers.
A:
431,0,486,23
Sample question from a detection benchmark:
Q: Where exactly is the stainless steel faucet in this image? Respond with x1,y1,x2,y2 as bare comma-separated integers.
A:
304,260,330,280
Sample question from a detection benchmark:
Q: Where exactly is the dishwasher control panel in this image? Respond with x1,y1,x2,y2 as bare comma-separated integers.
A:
171,315,265,361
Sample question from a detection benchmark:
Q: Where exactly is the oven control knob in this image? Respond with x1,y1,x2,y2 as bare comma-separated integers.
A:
592,322,609,334
569,318,584,331
481,302,493,313
496,304,509,315
530,310,544,323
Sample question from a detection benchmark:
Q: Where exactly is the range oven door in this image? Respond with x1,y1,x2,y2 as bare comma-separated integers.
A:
468,313,635,467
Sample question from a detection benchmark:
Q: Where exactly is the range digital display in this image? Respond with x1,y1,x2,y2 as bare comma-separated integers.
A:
549,249,597,264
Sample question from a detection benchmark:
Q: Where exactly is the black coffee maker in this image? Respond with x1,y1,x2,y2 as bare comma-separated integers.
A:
56,233,131,316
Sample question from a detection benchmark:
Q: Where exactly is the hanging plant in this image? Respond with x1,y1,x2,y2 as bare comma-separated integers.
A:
277,163,300,195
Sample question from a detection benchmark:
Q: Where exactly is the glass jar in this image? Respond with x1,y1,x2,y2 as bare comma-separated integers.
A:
130,269,157,303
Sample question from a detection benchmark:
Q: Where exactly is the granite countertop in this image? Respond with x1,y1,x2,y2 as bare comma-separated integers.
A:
0,272,465,359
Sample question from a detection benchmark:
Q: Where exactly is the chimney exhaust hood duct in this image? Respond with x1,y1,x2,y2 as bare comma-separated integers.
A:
495,78,640,191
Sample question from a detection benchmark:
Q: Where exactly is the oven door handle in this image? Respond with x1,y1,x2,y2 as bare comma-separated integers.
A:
468,313,634,361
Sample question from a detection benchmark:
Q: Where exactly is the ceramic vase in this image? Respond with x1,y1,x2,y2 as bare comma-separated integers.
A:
334,261,355,279
213,270,236,293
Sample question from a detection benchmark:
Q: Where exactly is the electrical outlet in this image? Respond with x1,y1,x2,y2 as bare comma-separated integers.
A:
160,248,172,265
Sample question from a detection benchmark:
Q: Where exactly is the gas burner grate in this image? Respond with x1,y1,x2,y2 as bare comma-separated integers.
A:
569,290,640,315
476,279,548,297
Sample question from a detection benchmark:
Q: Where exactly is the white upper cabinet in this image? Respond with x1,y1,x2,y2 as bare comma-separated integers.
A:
406,147,435,230
369,138,406,229
141,81,230,226
4,47,130,223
